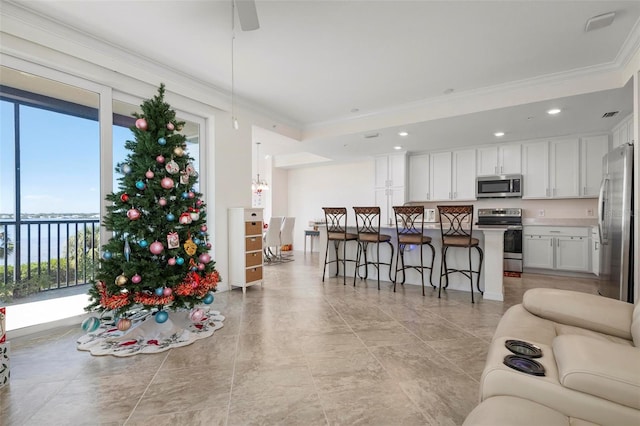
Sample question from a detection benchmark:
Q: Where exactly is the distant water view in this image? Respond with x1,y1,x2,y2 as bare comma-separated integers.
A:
0,213,100,266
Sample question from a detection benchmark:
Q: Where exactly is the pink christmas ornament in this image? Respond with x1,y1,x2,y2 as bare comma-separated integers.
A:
189,308,205,322
196,200,203,207
131,274,142,284
167,122,175,131
198,263,206,271
199,253,211,264
127,208,141,220
188,191,195,199
200,225,207,232
161,177,174,189
145,169,155,179
135,118,148,130
163,287,173,296
149,241,164,255
158,197,168,206
167,257,176,266
206,243,212,249
156,155,165,163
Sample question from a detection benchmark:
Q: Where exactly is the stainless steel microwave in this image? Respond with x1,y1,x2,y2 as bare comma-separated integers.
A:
476,174,522,198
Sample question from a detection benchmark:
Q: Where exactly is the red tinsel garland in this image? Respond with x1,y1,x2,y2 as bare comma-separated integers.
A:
175,271,219,298
97,280,130,310
133,292,175,306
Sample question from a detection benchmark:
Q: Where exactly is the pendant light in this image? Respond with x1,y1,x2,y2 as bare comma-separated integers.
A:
252,142,269,193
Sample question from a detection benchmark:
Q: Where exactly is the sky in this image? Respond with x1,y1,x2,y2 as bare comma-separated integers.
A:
1,100,130,215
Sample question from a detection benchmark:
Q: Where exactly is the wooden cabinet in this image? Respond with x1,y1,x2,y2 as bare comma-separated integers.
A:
228,208,263,293
523,226,590,273
580,135,608,197
408,154,430,201
522,138,579,199
429,149,476,201
375,153,407,226
476,144,521,176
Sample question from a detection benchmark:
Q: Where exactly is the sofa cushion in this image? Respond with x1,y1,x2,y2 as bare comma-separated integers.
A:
523,288,634,340
481,336,640,425
553,334,640,410
463,396,600,426
632,302,640,347
492,304,557,346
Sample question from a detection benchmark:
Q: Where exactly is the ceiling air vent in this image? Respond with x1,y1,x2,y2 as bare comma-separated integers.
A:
364,133,379,139
602,111,619,118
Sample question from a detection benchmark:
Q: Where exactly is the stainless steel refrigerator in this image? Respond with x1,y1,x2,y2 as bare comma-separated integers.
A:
598,143,634,303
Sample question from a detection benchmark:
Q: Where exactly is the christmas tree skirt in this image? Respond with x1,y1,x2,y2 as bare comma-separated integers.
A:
77,309,224,357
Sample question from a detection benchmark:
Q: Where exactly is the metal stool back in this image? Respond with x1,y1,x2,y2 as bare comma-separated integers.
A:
353,207,395,290
322,207,358,285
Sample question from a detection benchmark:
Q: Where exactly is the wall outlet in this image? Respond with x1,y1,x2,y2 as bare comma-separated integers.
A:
586,209,594,217
538,209,545,217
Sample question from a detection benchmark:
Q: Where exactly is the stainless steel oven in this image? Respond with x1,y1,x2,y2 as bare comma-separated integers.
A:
477,208,523,272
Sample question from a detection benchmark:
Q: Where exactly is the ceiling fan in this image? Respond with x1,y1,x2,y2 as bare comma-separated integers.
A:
235,0,260,31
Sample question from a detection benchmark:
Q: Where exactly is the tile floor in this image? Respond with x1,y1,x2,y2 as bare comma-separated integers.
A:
1,252,598,425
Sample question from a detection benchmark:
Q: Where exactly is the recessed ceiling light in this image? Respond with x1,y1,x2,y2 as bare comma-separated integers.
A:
394,146,403,150
398,131,409,137
547,108,561,115
494,132,505,137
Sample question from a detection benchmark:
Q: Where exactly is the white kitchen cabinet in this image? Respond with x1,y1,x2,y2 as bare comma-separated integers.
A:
523,235,554,269
429,149,476,201
523,226,591,273
452,149,477,200
580,135,608,197
228,208,264,293
550,138,580,198
375,153,407,225
476,144,521,176
612,114,633,149
429,151,452,201
408,154,430,201
521,140,549,198
522,138,579,199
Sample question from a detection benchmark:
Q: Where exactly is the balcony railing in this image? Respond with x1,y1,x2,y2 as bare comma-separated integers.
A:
0,218,100,303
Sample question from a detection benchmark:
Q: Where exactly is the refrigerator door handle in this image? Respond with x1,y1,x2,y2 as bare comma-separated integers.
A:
598,177,608,245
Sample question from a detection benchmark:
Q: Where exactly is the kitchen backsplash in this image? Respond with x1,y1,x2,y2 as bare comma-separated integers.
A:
412,198,598,219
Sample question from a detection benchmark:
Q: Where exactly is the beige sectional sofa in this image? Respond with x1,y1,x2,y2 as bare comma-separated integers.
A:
465,288,640,426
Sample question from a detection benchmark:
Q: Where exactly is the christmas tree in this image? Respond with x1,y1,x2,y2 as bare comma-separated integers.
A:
86,84,219,329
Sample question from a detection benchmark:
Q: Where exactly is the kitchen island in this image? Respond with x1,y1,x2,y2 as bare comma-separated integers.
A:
318,224,506,301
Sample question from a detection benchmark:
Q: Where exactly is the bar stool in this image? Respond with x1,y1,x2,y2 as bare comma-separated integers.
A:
322,207,359,285
353,207,395,290
437,205,484,303
393,206,436,296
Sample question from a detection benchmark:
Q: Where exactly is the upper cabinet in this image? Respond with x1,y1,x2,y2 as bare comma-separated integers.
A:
580,135,609,197
612,114,634,150
408,154,430,201
375,153,406,189
549,138,580,198
375,153,407,225
428,149,476,201
522,138,579,199
476,144,521,176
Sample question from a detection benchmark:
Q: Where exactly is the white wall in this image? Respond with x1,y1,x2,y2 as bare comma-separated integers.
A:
287,160,374,250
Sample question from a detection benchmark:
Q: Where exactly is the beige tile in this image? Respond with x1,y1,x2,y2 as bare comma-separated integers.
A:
370,343,463,381
305,349,391,393
4,253,600,426
318,381,428,425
